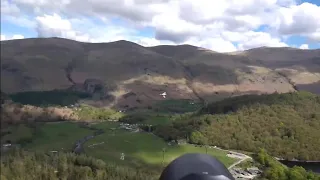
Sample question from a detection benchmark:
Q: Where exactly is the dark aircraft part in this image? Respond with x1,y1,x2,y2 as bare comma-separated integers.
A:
159,153,234,180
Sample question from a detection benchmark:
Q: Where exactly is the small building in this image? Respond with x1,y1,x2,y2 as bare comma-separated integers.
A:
176,139,187,145
246,167,262,175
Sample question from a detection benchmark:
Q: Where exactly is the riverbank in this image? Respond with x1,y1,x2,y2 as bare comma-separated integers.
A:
279,160,320,174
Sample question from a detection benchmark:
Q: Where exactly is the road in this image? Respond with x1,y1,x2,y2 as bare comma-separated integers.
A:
228,154,251,170
205,145,252,169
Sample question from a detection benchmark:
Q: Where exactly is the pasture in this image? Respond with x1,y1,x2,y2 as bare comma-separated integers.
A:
84,122,236,168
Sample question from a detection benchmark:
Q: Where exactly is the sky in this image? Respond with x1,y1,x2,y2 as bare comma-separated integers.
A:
1,0,320,52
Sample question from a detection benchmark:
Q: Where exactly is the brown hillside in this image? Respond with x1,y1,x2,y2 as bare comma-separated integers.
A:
0,102,79,127
150,45,320,101
1,38,320,108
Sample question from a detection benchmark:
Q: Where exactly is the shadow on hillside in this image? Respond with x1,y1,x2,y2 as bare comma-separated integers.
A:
1,38,248,95
201,90,263,103
7,90,92,107
202,90,318,115
296,81,320,95
112,80,198,110
263,57,320,74
2,38,320,95
183,64,240,85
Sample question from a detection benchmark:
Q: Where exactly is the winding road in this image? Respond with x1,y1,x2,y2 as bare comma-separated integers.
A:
203,145,252,169
228,154,251,170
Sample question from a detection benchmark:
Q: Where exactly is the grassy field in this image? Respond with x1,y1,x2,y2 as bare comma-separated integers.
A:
2,121,236,170
1,124,34,144
24,122,95,152
75,104,125,120
84,122,236,168
1,122,95,152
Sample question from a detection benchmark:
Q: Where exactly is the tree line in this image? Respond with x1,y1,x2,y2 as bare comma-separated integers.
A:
1,149,159,180
255,149,320,180
2,148,319,180
153,91,320,161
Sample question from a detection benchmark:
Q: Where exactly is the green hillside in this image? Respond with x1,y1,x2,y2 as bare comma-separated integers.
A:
0,150,158,180
154,91,320,160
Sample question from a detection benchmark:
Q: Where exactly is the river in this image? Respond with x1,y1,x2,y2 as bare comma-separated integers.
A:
279,160,320,174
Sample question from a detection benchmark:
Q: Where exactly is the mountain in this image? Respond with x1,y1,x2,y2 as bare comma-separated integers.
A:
1,37,320,108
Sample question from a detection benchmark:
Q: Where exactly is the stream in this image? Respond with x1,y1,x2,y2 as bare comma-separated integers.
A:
72,124,104,154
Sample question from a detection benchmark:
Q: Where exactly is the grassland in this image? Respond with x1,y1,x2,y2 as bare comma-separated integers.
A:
1,122,95,152
1,124,33,145
1,121,236,170
84,122,236,168
74,99,200,123
75,104,124,120
25,122,95,152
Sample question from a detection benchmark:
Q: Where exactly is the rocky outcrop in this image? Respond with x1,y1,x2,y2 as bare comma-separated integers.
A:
83,79,104,94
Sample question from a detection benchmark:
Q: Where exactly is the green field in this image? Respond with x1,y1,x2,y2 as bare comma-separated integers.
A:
25,122,95,152
84,122,236,168
2,122,95,152
2,121,236,170
1,124,34,144
75,104,125,120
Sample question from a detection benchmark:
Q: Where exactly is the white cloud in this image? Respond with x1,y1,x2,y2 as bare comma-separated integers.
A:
299,44,309,49
12,34,25,40
34,14,143,43
0,35,6,41
274,2,320,41
133,37,174,47
0,34,25,41
1,0,319,51
185,37,238,52
237,31,288,50
221,31,288,50
1,0,21,15
35,14,91,42
308,31,320,42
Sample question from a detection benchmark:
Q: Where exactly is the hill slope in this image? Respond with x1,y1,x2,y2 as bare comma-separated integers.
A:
1,38,320,108
153,91,320,161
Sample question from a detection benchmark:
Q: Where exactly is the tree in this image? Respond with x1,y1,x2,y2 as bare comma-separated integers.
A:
154,92,320,161
189,131,204,145
287,166,307,180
